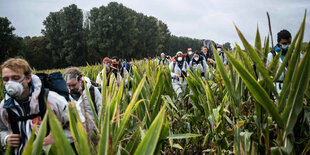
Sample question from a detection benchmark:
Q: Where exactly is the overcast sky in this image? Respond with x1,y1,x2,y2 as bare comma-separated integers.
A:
0,0,309,48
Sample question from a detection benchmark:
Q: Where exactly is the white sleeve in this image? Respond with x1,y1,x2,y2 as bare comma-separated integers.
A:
266,53,273,67
169,62,177,78
94,87,102,114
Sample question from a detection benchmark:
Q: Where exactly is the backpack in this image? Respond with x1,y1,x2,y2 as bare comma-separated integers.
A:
6,71,69,134
36,72,70,101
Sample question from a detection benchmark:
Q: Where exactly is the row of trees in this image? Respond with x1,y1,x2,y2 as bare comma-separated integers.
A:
0,2,232,69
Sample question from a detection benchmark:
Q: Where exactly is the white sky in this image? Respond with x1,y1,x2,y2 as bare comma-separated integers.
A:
0,0,309,48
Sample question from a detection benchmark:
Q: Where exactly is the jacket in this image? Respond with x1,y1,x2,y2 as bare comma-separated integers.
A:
0,74,70,154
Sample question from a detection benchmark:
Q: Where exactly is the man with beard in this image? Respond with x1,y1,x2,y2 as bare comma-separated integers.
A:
64,67,102,128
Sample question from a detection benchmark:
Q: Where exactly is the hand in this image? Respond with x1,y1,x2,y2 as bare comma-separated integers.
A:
43,133,54,146
175,74,180,79
7,134,20,147
207,58,214,63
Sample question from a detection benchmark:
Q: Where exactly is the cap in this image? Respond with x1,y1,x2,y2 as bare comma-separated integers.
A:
176,51,183,56
102,57,112,64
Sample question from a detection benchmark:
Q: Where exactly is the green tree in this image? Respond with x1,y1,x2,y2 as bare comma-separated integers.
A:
0,17,24,62
23,36,53,69
223,42,232,51
42,4,85,68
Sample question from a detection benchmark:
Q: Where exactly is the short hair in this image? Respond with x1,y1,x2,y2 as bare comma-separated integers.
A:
1,58,32,76
202,46,208,50
112,56,118,61
194,51,200,55
64,67,83,81
277,29,291,43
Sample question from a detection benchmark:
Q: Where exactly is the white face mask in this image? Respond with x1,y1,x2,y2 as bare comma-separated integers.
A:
194,57,199,61
103,64,110,71
177,57,183,61
5,77,27,98
188,51,193,55
217,48,221,52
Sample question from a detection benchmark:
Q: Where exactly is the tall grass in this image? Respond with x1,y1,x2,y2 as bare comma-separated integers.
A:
0,11,309,155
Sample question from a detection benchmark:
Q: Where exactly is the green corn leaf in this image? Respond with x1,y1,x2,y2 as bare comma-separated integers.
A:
22,124,37,155
113,76,146,148
32,112,48,155
98,92,112,155
236,44,256,78
279,11,307,112
274,11,306,82
226,52,284,128
83,80,99,128
167,133,201,139
282,42,310,139
301,139,310,155
68,102,92,155
133,106,166,155
47,106,75,155
264,36,270,63
213,44,237,106
254,26,263,58
235,24,279,98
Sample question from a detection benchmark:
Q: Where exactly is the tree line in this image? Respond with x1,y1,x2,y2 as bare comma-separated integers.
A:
1,2,235,70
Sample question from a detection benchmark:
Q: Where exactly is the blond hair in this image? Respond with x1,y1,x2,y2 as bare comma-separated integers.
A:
1,58,32,76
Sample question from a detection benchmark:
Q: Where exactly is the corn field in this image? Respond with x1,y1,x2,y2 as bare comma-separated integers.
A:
0,12,310,155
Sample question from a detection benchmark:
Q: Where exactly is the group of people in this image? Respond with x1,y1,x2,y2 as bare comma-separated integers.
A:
157,44,226,97
0,29,294,154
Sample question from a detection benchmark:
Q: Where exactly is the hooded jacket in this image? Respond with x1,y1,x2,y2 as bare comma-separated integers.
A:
0,74,70,155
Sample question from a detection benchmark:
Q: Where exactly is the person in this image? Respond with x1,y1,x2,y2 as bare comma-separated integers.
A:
64,67,102,130
184,48,194,64
157,53,169,66
111,56,121,76
266,29,298,94
96,57,122,86
201,46,216,66
169,51,189,97
189,51,209,80
0,58,70,154
217,44,227,65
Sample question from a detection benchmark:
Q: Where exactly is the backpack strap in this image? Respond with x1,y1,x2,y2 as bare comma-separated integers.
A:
38,88,49,119
89,86,98,114
172,62,176,73
7,109,20,134
6,88,49,135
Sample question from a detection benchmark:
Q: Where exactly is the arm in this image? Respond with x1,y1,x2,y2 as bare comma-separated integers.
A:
202,59,209,75
94,87,102,114
266,52,273,67
169,62,177,78
47,92,73,144
0,110,10,147
96,71,102,85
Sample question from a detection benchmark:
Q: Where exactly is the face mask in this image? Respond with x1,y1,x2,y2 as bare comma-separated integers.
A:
5,77,27,98
188,51,193,55
194,57,199,61
103,64,110,70
217,48,221,52
281,45,289,51
177,57,183,61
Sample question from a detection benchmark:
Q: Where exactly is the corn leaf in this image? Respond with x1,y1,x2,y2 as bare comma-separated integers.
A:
226,52,284,128
133,106,165,155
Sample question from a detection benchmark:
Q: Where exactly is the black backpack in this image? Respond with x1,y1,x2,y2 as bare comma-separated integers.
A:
7,72,69,134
